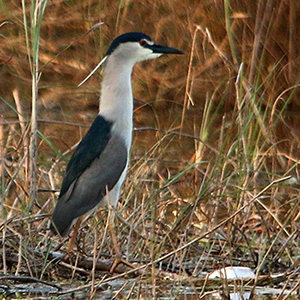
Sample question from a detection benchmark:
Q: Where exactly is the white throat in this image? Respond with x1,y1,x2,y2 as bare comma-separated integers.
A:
99,55,135,149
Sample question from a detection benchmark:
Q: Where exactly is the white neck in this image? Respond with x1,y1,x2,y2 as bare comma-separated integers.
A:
99,55,135,149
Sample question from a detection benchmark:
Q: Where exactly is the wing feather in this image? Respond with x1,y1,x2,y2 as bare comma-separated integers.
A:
59,115,112,198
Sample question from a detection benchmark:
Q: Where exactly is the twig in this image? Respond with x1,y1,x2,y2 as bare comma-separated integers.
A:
13,89,29,174
40,22,104,71
181,25,199,128
0,275,61,290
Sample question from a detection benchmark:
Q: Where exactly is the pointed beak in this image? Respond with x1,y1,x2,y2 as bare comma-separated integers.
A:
147,43,183,55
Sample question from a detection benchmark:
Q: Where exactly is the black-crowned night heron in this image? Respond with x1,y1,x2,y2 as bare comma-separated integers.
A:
50,32,183,268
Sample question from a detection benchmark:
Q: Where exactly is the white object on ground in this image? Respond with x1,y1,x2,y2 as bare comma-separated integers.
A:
209,266,255,279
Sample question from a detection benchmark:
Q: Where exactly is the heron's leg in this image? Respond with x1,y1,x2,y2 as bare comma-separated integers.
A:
68,217,82,253
107,210,119,254
105,186,136,272
107,206,136,272
108,210,120,271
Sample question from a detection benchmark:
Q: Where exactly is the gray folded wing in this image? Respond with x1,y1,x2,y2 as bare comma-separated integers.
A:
50,115,128,236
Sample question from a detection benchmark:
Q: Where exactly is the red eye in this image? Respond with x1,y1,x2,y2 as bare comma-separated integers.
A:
139,40,147,47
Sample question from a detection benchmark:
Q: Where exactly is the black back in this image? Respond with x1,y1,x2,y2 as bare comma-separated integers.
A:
59,115,112,198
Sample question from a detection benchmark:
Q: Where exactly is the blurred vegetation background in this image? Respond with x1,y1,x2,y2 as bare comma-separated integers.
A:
0,0,299,286
1,1,300,154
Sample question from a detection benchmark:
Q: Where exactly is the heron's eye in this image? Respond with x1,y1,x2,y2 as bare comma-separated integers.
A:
139,40,147,47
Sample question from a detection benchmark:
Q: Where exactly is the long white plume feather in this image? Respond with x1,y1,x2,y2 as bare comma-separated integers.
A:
78,56,107,87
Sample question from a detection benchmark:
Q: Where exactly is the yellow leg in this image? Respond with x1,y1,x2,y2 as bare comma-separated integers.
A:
108,209,136,273
67,217,82,253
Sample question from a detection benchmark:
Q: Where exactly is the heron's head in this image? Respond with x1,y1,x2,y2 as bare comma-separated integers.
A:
78,32,183,86
106,32,183,64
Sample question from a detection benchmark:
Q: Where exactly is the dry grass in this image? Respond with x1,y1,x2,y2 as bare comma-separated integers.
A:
0,0,299,298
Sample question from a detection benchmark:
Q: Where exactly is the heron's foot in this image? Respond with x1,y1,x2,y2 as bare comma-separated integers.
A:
110,256,136,273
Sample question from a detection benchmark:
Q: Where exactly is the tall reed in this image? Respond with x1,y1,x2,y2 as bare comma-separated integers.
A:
21,0,48,210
